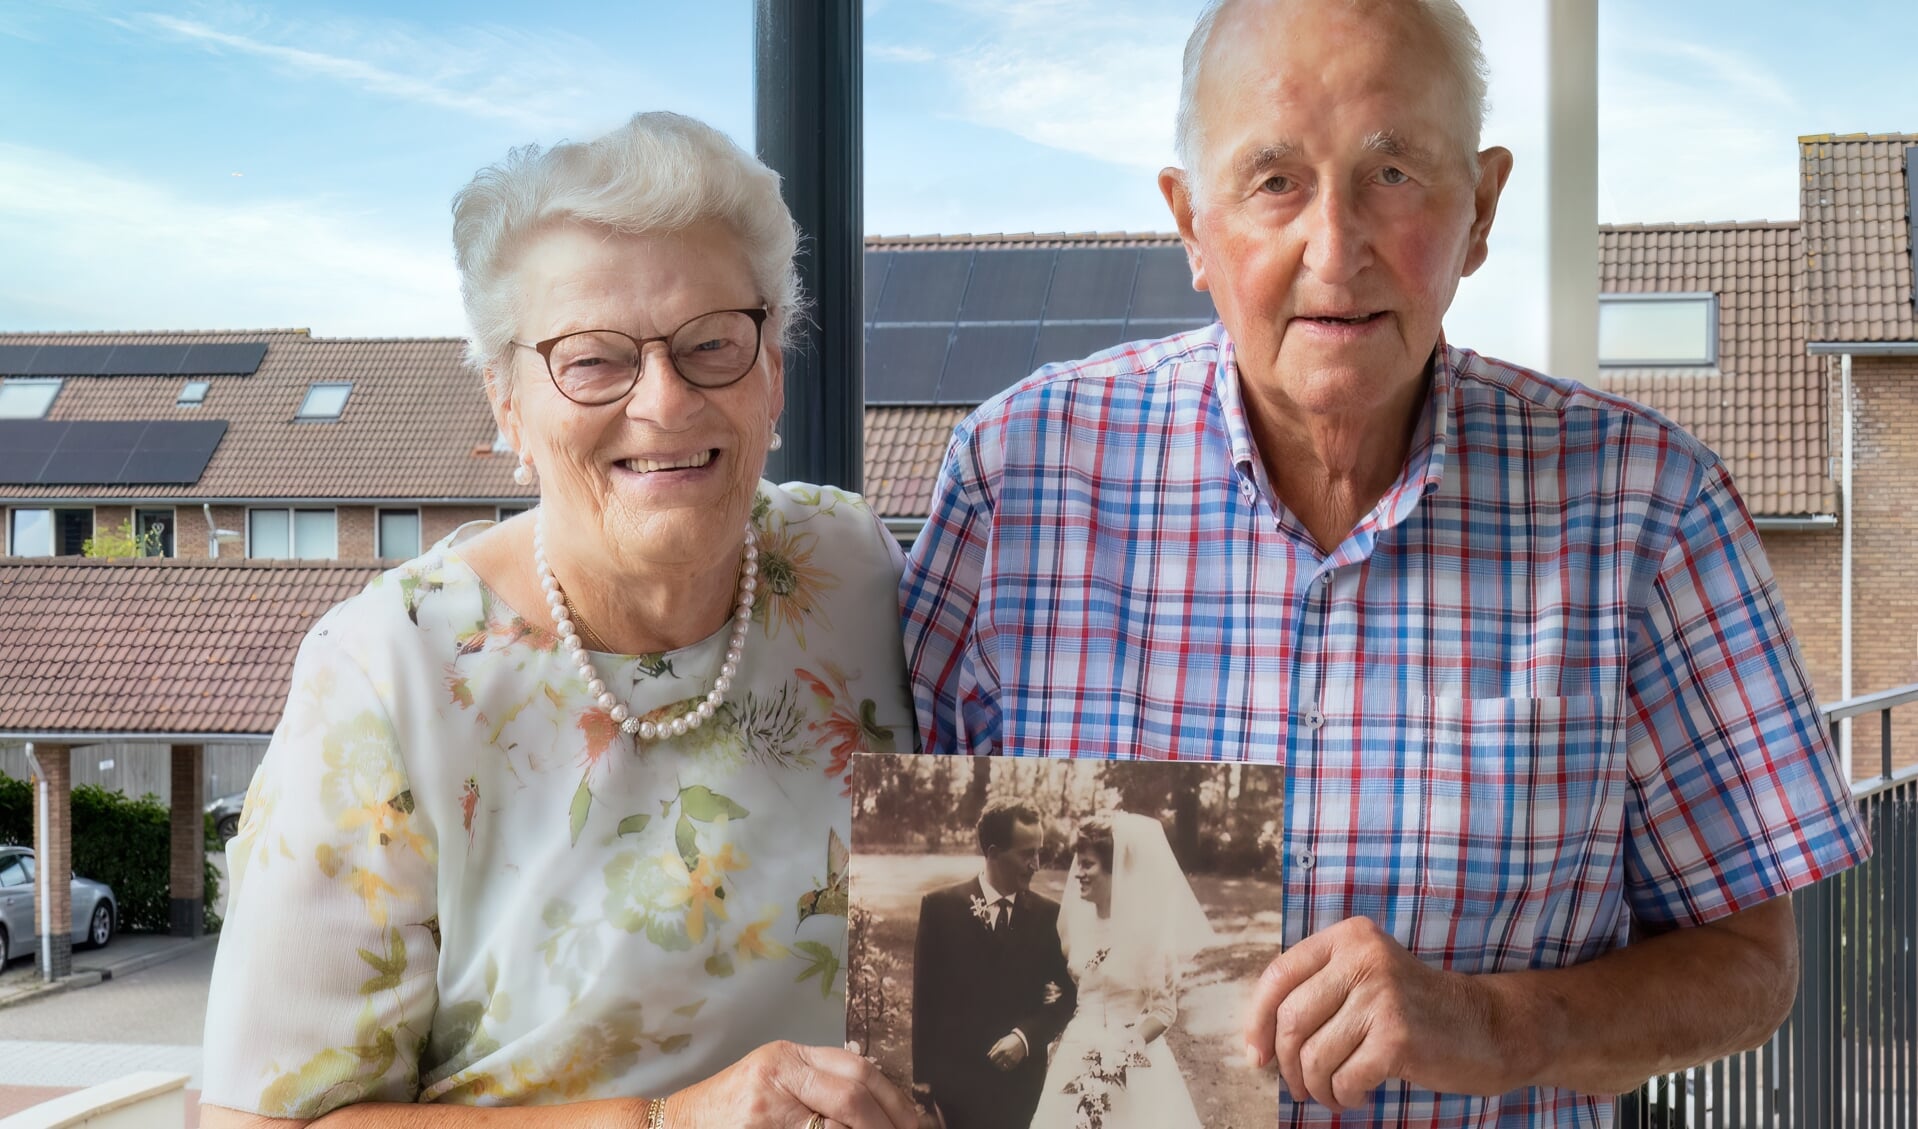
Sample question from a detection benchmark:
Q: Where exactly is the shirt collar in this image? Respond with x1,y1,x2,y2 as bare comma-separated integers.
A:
977,871,1016,905
1212,327,1456,533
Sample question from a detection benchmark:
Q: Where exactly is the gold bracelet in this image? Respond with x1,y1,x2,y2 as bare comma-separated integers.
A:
643,1096,667,1128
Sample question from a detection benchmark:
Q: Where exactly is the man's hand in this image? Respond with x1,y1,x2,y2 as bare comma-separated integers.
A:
1243,916,1530,1112
986,1032,1028,1070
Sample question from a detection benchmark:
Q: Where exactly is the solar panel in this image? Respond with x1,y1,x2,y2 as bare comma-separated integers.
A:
100,344,193,376
1128,249,1216,320
873,250,973,323
864,252,893,322
864,326,953,403
25,345,114,376
40,449,133,485
120,448,217,485
0,420,225,485
958,250,1056,322
1033,323,1139,370
0,449,50,484
0,346,42,375
142,419,228,450
1043,250,1140,320
0,420,69,452
942,325,1040,403
182,342,269,375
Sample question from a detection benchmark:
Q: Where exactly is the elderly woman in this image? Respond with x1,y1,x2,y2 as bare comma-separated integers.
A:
202,112,924,1129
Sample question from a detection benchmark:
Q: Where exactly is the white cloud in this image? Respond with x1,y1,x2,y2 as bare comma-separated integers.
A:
111,6,672,139
0,142,463,336
131,13,555,129
931,1,1190,170
1598,26,1801,223
867,42,937,65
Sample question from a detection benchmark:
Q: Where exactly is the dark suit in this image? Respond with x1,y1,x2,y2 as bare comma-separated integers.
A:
912,878,1075,1129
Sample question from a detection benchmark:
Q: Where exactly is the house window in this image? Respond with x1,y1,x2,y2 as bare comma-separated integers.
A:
0,378,62,419
497,505,531,522
8,509,50,556
1598,294,1718,367
248,508,338,559
177,381,210,407
296,382,352,420
10,507,94,556
136,508,175,557
377,509,421,560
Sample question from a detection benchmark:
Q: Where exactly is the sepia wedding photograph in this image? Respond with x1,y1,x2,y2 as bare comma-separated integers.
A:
846,754,1283,1129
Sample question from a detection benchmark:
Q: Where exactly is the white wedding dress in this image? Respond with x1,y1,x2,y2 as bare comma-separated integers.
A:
1029,813,1213,1129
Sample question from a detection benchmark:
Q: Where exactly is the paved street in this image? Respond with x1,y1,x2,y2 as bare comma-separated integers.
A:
0,855,226,1123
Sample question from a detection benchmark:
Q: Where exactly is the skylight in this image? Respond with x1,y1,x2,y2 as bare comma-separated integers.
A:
296,382,352,420
0,378,62,419
1599,294,1718,367
177,380,210,407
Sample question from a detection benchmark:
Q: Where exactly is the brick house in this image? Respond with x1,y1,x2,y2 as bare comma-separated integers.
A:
0,328,535,563
1591,134,1918,776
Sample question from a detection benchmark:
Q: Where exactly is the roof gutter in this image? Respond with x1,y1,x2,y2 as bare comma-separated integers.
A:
1807,341,1918,356
0,731,273,745
883,516,926,541
1753,515,1839,530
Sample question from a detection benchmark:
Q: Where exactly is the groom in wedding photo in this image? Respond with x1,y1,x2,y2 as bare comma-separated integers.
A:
911,800,1076,1129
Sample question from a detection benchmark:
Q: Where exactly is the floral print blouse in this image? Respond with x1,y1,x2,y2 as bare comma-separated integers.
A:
202,484,913,1116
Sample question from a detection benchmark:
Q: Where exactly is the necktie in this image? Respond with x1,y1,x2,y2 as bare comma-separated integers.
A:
994,896,1012,931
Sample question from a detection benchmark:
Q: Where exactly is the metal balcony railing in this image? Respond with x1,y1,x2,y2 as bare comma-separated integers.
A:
1617,684,1918,1128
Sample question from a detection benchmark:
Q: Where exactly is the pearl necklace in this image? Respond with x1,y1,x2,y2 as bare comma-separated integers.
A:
534,514,758,742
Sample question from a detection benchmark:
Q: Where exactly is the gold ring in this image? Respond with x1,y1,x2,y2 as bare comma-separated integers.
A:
805,1116,827,1129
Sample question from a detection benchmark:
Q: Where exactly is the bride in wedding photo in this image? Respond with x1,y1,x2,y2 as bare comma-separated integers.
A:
1030,811,1217,1129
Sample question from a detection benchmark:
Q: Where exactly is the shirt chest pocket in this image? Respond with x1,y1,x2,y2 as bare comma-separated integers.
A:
1414,695,1619,947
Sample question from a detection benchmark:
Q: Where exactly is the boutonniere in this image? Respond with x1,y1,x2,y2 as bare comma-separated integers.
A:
1043,980,1063,1006
969,894,994,926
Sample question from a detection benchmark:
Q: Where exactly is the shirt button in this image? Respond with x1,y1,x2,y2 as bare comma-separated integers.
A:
1295,850,1316,871
1301,708,1324,731
1319,573,1333,588
1239,481,1254,499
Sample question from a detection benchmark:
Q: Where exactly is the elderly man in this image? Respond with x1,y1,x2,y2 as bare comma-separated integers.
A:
900,0,1869,1124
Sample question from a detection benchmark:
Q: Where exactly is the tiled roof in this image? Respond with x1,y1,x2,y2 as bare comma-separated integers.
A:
1800,133,1918,343
1595,221,1832,517
864,406,969,518
865,232,1184,251
0,328,531,502
0,558,384,737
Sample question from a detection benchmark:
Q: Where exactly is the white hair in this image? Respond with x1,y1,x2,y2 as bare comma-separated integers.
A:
1173,0,1490,177
451,111,806,377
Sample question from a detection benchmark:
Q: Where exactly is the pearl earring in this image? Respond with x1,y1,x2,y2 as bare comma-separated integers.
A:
769,431,783,452
513,451,534,486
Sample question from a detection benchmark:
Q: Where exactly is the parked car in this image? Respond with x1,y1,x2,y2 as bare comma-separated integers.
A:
207,790,246,846
0,846,116,965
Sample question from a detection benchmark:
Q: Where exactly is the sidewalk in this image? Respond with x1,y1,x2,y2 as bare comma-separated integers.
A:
0,932,218,1011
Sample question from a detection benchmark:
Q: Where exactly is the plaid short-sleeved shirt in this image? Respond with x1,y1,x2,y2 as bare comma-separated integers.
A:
900,323,1869,1127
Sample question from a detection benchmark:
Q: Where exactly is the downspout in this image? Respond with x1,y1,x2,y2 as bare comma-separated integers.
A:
23,743,51,980
1840,353,1854,781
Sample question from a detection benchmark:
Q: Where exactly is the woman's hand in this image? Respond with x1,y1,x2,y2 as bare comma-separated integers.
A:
662,1041,932,1129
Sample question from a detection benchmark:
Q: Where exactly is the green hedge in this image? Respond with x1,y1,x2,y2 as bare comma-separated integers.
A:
0,776,219,934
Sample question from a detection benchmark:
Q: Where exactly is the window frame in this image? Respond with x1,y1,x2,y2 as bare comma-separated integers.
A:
295,382,353,421
246,506,339,560
376,507,422,560
496,505,532,523
10,506,96,557
0,377,64,419
135,507,177,558
1597,292,1720,369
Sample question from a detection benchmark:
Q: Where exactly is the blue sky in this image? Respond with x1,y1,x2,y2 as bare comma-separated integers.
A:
3,0,1915,371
